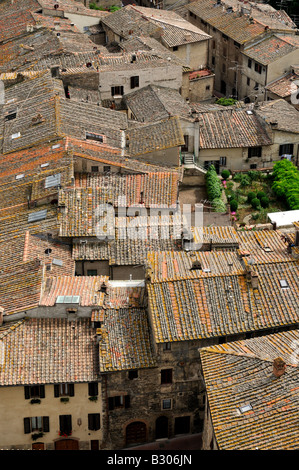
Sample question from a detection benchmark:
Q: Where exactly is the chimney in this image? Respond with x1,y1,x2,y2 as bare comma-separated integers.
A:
249,269,259,289
273,357,286,378
0,307,4,326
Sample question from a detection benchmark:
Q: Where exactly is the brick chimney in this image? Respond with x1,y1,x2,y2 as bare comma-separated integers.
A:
273,357,286,378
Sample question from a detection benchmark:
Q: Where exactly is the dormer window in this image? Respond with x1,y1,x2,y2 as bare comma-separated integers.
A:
86,132,105,143
279,279,289,289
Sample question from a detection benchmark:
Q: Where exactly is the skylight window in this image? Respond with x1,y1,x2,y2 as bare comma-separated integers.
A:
56,295,80,304
15,174,24,180
239,404,252,413
11,132,21,139
45,173,61,189
279,279,289,289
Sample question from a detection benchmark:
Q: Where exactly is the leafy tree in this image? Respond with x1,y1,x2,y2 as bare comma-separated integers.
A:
260,196,269,208
205,165,222,201
271,160,299,210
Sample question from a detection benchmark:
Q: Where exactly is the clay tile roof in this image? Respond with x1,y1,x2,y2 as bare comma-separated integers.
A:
147,259,299,343
254,99,299,134
200,329,299,450
40,275,109,307
243,34,299,66
0,260,43,316
265,71,299,98
126,116,185,157
98,308,156,372
186,0,296,44
0,317,100,385
197,108,272,149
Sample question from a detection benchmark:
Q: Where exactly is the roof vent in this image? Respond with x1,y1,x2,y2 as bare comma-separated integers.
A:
273,357,286,378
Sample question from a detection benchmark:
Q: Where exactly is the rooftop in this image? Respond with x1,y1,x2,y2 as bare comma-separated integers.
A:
186,0,296,45
254,99,299,134
243,34,299,66
200,329,299,450
0,318,100,385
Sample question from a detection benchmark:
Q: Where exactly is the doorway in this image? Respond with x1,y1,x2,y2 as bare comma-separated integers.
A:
55,439,79,450
125,421,147,446
155,416,169,440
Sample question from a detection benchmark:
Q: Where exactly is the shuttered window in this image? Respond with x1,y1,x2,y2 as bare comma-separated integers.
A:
88,414,101,431
24,416,49,434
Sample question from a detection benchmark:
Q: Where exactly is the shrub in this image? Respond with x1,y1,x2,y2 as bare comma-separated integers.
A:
212,197,226,213
247,170,260,181
221,169,230,179
205,165,222,201
247,192,256,203
215,98,237,106
260,196,269,208
251,213,259,221
239,174,251,187
257,191,267,200
251,198,261,209
230,199,238,212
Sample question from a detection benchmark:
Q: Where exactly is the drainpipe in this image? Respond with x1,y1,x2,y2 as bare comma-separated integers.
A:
194,118,200,159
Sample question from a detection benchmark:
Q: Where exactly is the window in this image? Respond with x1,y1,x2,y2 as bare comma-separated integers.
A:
173,46,178,51
247,77,250,86
211,56,215,66
88,382,99,396
103,165,111,174
206,85,210,91
86,132,104,143
255,63,262,74
59,415,72,434
162,399,172,410
87,269,97,276
248,146,262,158
5,112,17,121
130,76,139,89
54,383,75,397
212,40,216,49
223,46,227,57
24,416,49,434
219,156,227,166
279,279,289,289
111,86,124,97
250,164,257,169
161,369,172,385
234,41,240,48
222,33,228,41
91,166,99,172
279,143,294,156
128,370,138,380
108,395,130,410
254,82,259,90
222,63,226,73
163,342,171,351
88,413,101,431
24,385,45,399
248,59,252,69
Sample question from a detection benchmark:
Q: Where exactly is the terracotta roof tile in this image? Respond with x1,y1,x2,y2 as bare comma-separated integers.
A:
200,329,299,449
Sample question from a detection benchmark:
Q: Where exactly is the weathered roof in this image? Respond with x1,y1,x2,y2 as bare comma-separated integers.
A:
0,260,43,316
197,108,272,149
200,329,299,450
126,116,184,157
147,259,299,343
254,99,299,134
40,275,109,307
0,318,100,385
98,308,156,372
186,0,296,45
124,84,192,123
101,4,210,47
265,70,299,98
243,34,299,66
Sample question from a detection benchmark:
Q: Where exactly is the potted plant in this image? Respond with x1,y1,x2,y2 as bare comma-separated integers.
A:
59,430,72,437
60,397,69,403
30,398,41,404
31,432,44,441
88,396,98,402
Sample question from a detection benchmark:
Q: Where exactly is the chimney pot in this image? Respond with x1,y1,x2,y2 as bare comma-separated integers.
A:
273,357,286,378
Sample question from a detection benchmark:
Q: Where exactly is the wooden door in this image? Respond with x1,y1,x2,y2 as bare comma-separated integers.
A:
32,442,44,450
55,439,79,450
126,422,146,446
